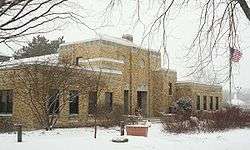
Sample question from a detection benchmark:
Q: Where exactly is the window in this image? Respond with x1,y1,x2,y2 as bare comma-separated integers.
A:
0,90,13,114
196,95,201,110
105,92,113,113
48,89,59,115
88,91,97,114
210,96,213,110
203,96,207,110
69,90,79,115
169,82,173,95
75,57,82,66
215,97,219,110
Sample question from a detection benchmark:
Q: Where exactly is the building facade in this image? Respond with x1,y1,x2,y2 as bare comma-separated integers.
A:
0,34,223,130
175,82,223,111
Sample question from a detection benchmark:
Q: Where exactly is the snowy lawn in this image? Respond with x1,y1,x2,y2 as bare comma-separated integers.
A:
1,123,250,150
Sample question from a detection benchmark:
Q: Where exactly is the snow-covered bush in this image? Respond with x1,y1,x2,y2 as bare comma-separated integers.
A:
197,107,250,132
161,113,198,133
176,97,192,112
162,106,250,134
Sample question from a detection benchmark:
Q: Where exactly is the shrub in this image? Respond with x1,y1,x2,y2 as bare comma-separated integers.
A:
200,107,250,132
95,104,124,128
161,114,198,133
161,97,196,133
0,118,15,133
161,106,250,133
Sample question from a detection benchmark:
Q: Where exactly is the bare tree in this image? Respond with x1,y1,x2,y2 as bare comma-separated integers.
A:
87,69,115,139
80,58,122,138
0,0,91,46
104,0,250,83
92,71,103,138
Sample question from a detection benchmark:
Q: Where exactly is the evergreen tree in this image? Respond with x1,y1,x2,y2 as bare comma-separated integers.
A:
14,36,64,59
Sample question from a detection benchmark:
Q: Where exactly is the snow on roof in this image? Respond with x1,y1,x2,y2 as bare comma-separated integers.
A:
60,34,160,55
0,54,59,69
0,53,122,75
176,81,222,88
60,34,138,47
84,67,122,75
231,93,246,106
79,57,124,64
156,68,177,73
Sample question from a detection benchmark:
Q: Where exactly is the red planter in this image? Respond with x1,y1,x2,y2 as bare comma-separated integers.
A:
126,125,148,137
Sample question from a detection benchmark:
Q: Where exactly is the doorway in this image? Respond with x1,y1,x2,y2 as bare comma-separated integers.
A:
137,91,147,117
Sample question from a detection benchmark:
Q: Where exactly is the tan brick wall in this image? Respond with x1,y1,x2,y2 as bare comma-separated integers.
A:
56,72,124,128
59,41,162,117
175,82,223,111
152,70,177,116
0,70,39,129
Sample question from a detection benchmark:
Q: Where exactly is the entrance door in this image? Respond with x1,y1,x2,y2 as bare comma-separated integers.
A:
137,91,147,117
124,90,129,114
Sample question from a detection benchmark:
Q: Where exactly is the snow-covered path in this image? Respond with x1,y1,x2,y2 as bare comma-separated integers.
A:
1,123,250,150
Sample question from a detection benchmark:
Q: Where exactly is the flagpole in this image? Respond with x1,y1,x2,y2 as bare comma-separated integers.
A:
229,47,232,106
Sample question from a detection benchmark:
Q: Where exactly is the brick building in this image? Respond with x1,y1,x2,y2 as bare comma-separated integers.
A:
0,34,223,129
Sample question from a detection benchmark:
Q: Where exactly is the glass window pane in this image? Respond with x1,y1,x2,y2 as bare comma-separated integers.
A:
203,96,207,110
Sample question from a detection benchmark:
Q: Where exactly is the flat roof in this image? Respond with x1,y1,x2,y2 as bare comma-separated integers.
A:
60,34,161,56
0,54,122,75
155,68,177,73
176,81,222,88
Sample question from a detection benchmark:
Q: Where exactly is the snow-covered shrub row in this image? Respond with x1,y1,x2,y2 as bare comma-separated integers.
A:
161,107,250,133
161,113,198,133
196,107,250,132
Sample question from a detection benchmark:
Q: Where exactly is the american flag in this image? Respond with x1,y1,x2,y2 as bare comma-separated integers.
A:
230,47,242,62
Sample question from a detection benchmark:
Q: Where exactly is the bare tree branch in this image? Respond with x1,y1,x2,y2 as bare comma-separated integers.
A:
0,0,92,44
237,0,250,21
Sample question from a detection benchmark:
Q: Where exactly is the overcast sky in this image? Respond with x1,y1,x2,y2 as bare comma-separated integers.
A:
0,0,249,91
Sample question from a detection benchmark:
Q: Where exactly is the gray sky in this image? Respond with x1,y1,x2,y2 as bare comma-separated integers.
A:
0,0,250,91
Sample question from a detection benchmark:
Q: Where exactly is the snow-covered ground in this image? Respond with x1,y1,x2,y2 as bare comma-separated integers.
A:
1,123,250,150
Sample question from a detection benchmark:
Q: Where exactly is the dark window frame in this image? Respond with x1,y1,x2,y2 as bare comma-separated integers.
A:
69,90,79,115
196,95,201,110
105,92,113,113
169,82,173,95
75,57,82,66
0,90,13,114
203,96,207,110
215,97,219,110
88,91,97,114
210,96,213,110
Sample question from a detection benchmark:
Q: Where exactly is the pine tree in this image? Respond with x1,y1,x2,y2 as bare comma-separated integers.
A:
14,35,64,59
